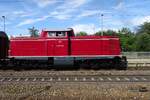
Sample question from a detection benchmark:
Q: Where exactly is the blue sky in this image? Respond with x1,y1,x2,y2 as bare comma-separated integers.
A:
0,0,150,36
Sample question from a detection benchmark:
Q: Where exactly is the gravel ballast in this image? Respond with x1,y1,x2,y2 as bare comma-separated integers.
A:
0,70,150,99
0,83,150,100
0,70,150,77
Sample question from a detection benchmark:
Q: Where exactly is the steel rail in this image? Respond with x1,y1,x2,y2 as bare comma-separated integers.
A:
0,75,150,83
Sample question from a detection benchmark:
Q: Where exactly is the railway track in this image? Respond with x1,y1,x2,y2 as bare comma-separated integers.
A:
0,75,150,83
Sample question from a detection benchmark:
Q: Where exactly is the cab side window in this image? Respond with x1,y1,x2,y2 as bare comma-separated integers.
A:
48,31,66,37
48,32,56,37
56,32,66,37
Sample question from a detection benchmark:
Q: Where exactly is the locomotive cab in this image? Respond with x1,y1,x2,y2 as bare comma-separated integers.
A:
40,28,75,38
0,31,9,59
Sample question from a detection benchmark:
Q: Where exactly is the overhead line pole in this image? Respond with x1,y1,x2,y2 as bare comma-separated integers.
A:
101,14,104,36
2,16,5,32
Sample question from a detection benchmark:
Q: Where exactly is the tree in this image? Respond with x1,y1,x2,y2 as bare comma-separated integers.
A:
137,22,150,35
95,31,104,36
117,27,136,51
95,30,116,36
135,22,150,51
76,31,87,36
28,27,39,37
135,33,150,51
94,28,136,51
105,30,116,36
118,27,132,35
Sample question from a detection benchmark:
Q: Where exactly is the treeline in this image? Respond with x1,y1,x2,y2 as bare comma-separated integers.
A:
76,22,150,52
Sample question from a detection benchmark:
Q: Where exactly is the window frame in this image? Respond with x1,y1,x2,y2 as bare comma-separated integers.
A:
47,31,67,37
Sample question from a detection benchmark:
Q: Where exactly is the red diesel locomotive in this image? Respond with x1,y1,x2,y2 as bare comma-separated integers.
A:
0,28,127,69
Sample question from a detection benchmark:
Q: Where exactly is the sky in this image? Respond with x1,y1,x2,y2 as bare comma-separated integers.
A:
0,0,150,36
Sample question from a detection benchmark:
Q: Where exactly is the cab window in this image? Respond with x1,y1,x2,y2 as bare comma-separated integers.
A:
48,31,66,37
56,32,66,37
48,32,56,37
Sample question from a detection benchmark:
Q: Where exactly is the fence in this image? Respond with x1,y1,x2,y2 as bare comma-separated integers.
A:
122,52,150,59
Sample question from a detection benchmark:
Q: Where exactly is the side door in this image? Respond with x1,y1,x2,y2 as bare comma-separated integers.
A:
54,38,68,56
47,31,68,56
54,32,68,56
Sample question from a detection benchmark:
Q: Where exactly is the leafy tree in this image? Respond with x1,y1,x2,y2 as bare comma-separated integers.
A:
119,34,136,51
95,30,116,36
135,22,150,51
28,27,39,37
135,33,150,51
118,27,132,35
117,28,136,51
105,30,116,35
95,28,136,51
137,22,150,35
76,31,87,36
95,31,104,36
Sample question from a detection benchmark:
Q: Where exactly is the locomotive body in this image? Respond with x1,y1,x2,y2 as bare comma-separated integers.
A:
10,29,121,57
0,28,127,69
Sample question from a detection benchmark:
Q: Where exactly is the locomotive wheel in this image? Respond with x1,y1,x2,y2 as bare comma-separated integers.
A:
113,57,127,70
91,64,99,70
115,62,127,70
90,62,100,70
75,60,91,69
79,63,91,69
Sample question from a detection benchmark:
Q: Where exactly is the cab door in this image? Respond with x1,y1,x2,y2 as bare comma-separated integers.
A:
47,31,68,56
54,38,68,56
54,31,68,56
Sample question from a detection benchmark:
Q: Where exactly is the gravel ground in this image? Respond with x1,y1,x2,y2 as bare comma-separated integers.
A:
0,70,150,77
0,82,149,100
0,70,150,99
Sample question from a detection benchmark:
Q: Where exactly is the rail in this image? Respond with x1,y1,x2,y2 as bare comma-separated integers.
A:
0,75,150,83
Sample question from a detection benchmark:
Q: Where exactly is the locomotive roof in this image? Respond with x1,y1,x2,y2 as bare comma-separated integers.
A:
43,28,73,32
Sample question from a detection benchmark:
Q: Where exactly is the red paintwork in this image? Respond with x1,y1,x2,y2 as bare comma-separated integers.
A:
71,36,120,55
9,29,121,57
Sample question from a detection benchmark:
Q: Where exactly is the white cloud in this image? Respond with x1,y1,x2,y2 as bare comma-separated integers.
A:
113,0,124,10
33,0,57,7
57,0,87,9
17,19,35,27
77,10,100,18
17,8,73,23
131,16,150,26
13,11,25,15
71,23,121,35
49,0,90,20
13,11,36,17
76,10,112,20
71,24,98,35
16,15,50,27
52,14,71,20
19,0,89,23
49,10,73,20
